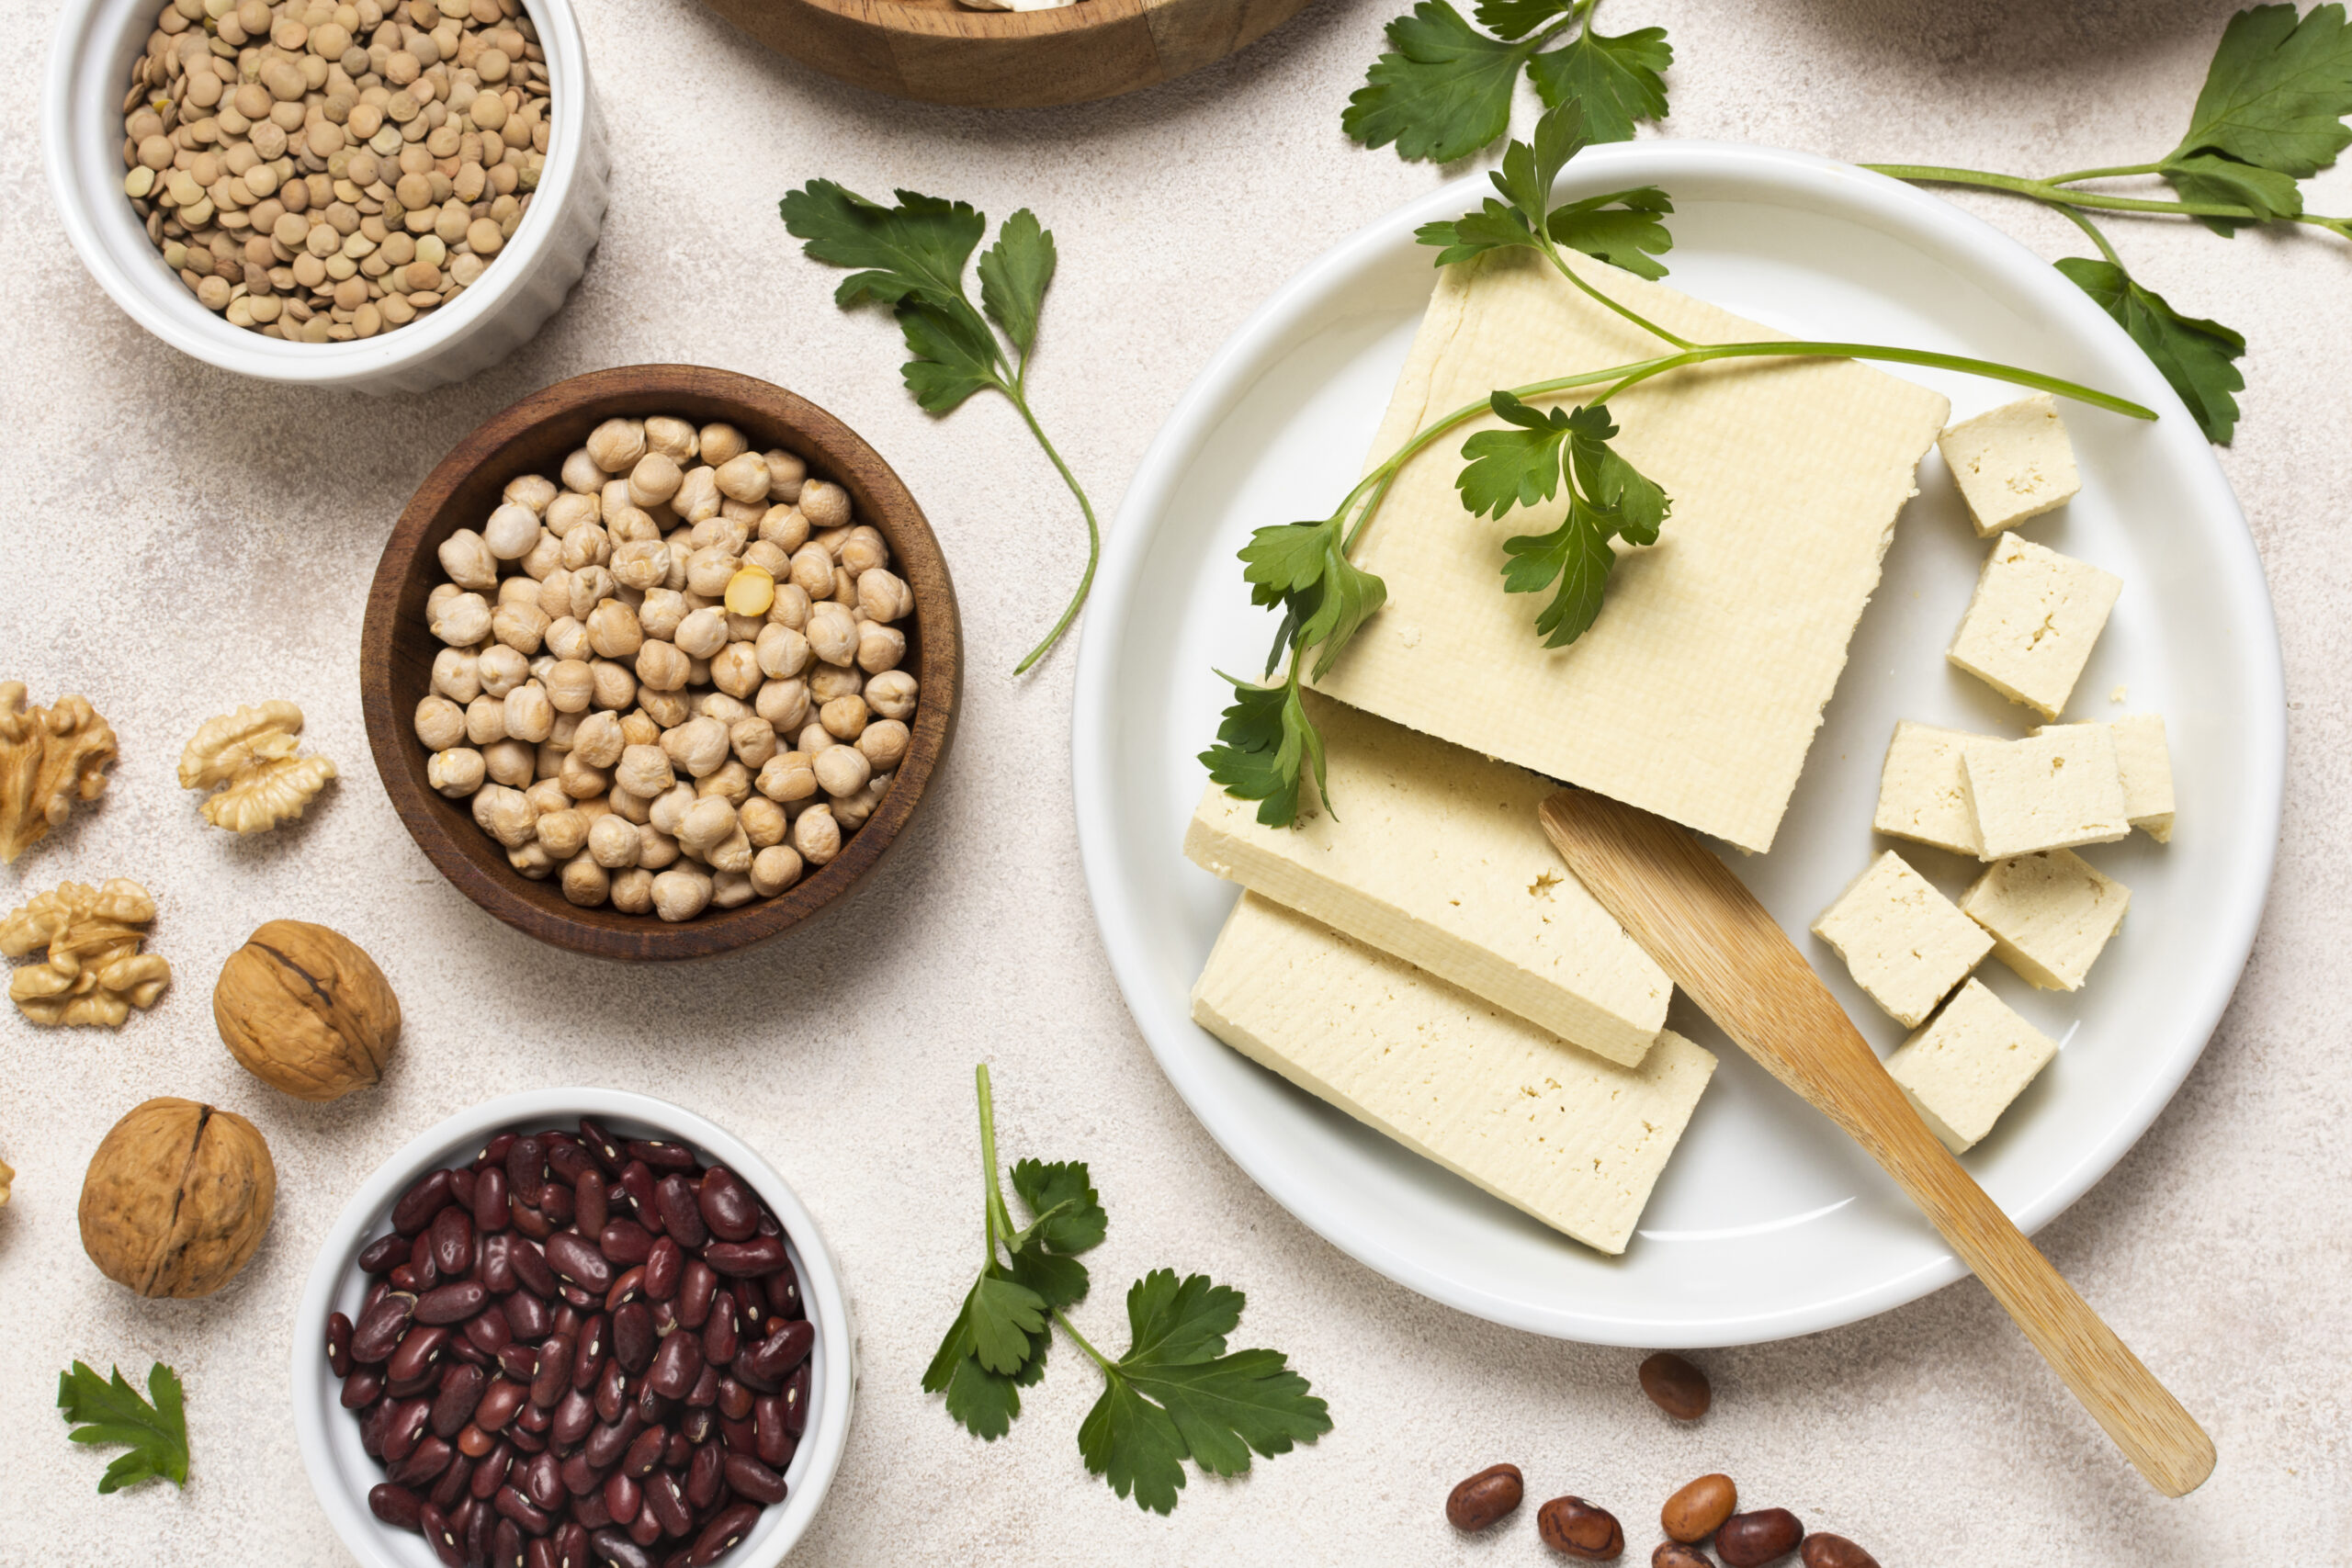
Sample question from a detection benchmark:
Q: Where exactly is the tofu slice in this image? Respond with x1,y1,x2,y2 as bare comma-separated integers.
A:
1936,394,2081,536
1191,893,1716,1256
1961,849,2130,991
1311,248,1951,853
1885,978,2059,1153
1959,727,2132,860
2040,715,2174,842
1812,851,1993,1028
1184,694,1668,1066
1872,719,1989,856
1946,534,2121,719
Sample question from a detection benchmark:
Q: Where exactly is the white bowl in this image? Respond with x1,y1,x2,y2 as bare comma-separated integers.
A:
292,1089,855,1567
43,0,609,392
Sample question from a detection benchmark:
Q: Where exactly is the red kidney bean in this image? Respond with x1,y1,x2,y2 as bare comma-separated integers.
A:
471,1443,512,1499
372,1482,425,1531
477,1234,514,1296
476,1132,516,1172
527,1536,557,1568
432,1454,474,1511
595,1222,653,1269
643,1471,692,1538
586,1529,652,1568
354,1293,418,1363
515,1399,554,1437
419,1502,462,1568
389,1261,430,1294
576,1119,625,1174
603,1266,647,1314
752,1397,789,1468
722,1451,787,1506
648,1176,705,1249
390,1435,455,1488
702,1290,740,1368
360,1232,410,1274
523,1345,566,1416
1717,1509,1805,1567
497,1343,540,1383
364,1278,391,1318
418,1280,491,1325
685,1502,761,1567
558,1450,600,1498
602,1469,641,1525
554,1521,588,1568
506,1136,547,1209
695,1169,759,1244
382,1398,432,1464
390,1325,454,1388
638,1239,682,1303
570,1171,608,1243
504,1291,554,1342
781,1364,809,1438
448,1166,478,1212
612,1302,655,1375
627,1139,697,1173
650,1299,678,1338
649,1330,703,1401
433,1363,489,1439
546,1141,593,1186
684,1362,720,1410
704,1235,787,1278
508,1422,548,1458
627,1514,662,1551
553,1303,583,1337
763,1259,804,1322
718,1416,755,1457
471,1498,503,1564
431,1205,478,1279
615,1163,659,1229
540,1184,576,1230
676,1261,716,1330
662,1427,691,1470
631,1381,664,1427
509,1238,559,1299
678,1405,714,1447
585,1408,642,1472
492,1517,526,1568
1799,1535,1881,1568
475,1378,527,1434
716,1378,752,1422
496,1485,554,1538
395,1169,456,1236
558,1283,597,1313
511,1200,556,1241
619,1424,665,1481
358,1398,396,1459
593,1361,628,1425
466,1309,514,1359
472,1167,511,1235
343,1368,386,1410
552,1387,595,1449
544,1233,612,1293
327,1312,356,1376
521,1450,565,1513
742,1321,815,1385
457,1425,496,1461
564,1314,603,1383
448,1338,492,1371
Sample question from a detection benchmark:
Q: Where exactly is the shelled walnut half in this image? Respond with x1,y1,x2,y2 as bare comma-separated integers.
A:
1,878,172,1027
178,700,337,832
0,682,117,863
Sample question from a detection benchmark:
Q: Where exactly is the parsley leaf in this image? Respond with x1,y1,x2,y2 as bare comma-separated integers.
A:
1458,390,1580,517
1011,1159,1107,1256
2160,151,2305,231
1200,674,1327,827
2169,2,2352,178
1416,102,1676,281
2055,257,2247,443
1346,0,1671,165
1547,186,1674,277
1077,1270,1332,1515
58,1361,188,1494
783,182,1102,673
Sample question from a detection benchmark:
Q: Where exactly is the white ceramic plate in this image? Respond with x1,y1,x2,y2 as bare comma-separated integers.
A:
1071,141,2284,1348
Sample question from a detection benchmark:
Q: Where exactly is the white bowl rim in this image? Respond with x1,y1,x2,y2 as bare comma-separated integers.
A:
290,1087,854,1567
1069,137,2288,1347
42,0,590,383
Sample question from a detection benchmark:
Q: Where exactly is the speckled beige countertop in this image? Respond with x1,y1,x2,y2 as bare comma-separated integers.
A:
3,0,2346,1562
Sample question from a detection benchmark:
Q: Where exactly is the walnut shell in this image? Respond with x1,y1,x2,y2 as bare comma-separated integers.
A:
212,920,401,1101
80,1098,275,1297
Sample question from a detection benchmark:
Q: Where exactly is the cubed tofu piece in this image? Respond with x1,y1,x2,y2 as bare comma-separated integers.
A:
2104,714,2176,842
1960,726,2131,860
1184,693,1668,1066
1311,248,1949,853
1946,535,2121,719
1885,978,2060,1153
1872,719,1988,856
1936,394,2081,536
1961,849,2130,991
1190,892,1717,1256
1812,852,1994,1027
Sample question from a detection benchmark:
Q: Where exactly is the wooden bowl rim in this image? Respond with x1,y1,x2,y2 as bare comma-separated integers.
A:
359,365,961,962
791,0,1149,39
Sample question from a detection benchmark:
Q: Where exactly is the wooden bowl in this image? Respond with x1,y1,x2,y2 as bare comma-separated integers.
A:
698,0,1320,108
360,365,961,962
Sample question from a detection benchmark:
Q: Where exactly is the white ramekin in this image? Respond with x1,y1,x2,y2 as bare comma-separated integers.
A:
291,1089,855,1567
43,0,608,393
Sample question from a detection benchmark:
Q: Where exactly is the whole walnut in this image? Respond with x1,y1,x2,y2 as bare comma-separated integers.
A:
80,1098,276,1297
212,920,401,1101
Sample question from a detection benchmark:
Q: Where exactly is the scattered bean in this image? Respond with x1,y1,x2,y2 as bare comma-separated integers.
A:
1445,1462,1523,1531
1653,1546,1713,1568
1538,1495,1625,1560
1799,1534,1879,1568
1661,1472,1737,1543
1717,1509,1805,1567
1638,1352,1711,1421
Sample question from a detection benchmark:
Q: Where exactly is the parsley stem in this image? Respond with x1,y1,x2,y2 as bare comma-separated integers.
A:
2053,203,2127,269
1860,162,2352,232
1005,386,1102,676
975,1064,1015,1258
1051,1306,1117,1373
2046,163,2165,185
1539,241,1694,350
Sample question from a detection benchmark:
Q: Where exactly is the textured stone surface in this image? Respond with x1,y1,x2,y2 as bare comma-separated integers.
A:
2,0,2346,1562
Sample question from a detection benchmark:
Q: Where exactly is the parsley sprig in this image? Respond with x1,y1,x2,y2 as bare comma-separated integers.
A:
923,1066,1330,1513
1205,103,2156,828
781,183,1101,671
58,1360,189,1494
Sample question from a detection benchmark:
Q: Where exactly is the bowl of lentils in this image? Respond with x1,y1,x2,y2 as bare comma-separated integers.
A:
43,0,608,389
293,1089,854,1568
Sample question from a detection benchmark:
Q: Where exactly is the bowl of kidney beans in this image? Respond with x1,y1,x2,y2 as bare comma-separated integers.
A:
294,1090,853,1568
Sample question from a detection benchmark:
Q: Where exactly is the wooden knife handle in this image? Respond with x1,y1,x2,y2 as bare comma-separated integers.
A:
1540,788,2214,1497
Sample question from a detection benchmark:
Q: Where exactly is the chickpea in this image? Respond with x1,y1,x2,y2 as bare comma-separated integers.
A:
519,530,564,581
759,505,809,556
797,723,836,757
585,599,643,660
763,449,808,502
615,744,675,798
866,671,918,721
509,840,557,881
857,569,912,624
465,694,509,746
697,761,752,807
686,546,741,598
756,750,817,805
589,660,638,712
675,795,738,859
536,807,588,858
548,491,601,537
484,502,541,559
639,588,689,641
471,784,537,849
840,525,890,577
611,867,655,914
433,647,483,704
820,694,869,742
438,527,498,590
571,711,625,769
628,452,683,510
766,581,812,632
673,465,721,524
560,524,614,573
710,867,755,908
476,646,528,698
754,679,809,734
607,506,662,545
504,682,555,743
787,543,833,601
559,751,608,801
799,479,852,531
650,865,711,922
793,802,842,865
729,716,777,770
586,418,647,473
545,616,593,663
560,448,605,494
587,811,640,868
498,576,547,611
430,591,492,646
710,451,770,505
709,644,763,700
832,772,889,831
636,639,690,693
814,743,869,798
561,852,610,908
744,540,792,581
645,416,698,463
506,474,559,515
526,778,573,818
660,715,729,779
612,538,670,592
673,606,729,660
492,600,549,655
858,719,910,772
856,623,906,674
639,824,683,871
647,781,695,835
537,568,575,621
807,602,858,668
482,738,535,788
808,664,864,705
568,567,616,620
415,694,467,750
428,745,486,796
696,692,752,725
699,423,749,467
640,688,693,729
756,624,810,680
739,796,786,849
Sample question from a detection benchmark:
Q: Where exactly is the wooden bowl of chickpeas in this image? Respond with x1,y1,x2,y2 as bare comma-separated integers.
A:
359,364,960,960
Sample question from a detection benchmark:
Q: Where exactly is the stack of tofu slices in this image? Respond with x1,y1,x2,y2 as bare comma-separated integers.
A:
1185,248,2170,1256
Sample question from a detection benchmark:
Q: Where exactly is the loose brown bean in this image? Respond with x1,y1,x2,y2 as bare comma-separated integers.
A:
1717,1509,1804,1567
1538,1495,1625,1560
1446,1462,1523,1532
1799,1534,1879,1568
1654,1546,1714,1568
1637,1352,1711,1421
1661,1473,1736,1543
